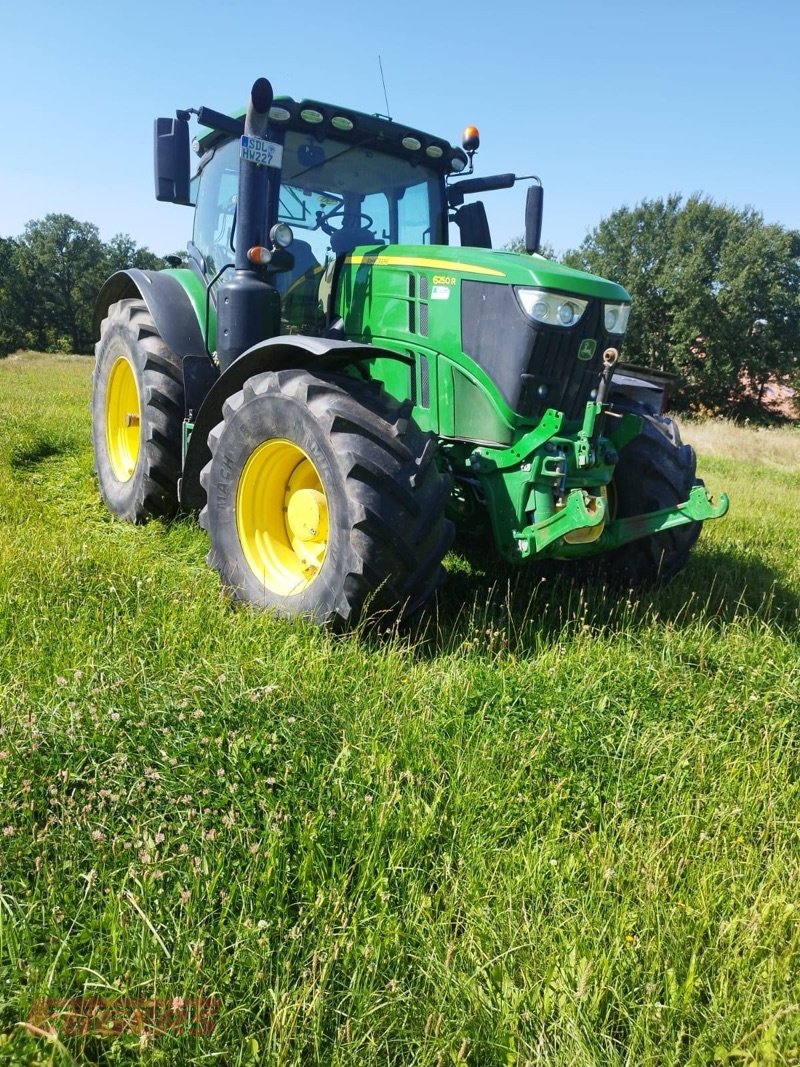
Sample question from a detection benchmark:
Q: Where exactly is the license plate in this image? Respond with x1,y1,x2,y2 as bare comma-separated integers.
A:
240,136,283,168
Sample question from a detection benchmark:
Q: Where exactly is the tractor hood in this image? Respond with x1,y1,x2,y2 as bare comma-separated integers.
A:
336,243,633,429
342,245,630,302
491,250,630,302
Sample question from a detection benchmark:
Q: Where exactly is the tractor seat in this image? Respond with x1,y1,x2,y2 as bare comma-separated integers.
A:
329,228,384,256
275,239,319,293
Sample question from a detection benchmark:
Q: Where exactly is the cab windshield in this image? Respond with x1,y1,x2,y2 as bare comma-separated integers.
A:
192,131,446,276
277,131,446,263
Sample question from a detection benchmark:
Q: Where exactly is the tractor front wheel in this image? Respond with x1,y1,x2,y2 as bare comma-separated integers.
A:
92,298,184,522
199,369,453,626
595,412,704,586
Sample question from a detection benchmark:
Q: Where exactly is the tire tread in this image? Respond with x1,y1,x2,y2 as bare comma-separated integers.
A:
200,367,452,626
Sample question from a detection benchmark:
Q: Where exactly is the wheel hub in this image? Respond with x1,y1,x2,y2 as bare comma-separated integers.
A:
105,355,141,481
236,439,329,595
286,488,328,543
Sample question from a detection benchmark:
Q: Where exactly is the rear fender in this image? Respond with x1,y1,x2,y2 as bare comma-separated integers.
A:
179,336,413,509
94,268,217,417
94,268,210,360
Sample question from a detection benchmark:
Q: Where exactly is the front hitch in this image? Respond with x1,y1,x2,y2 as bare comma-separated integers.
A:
529,488,607,552
599,484,730,550
545,484,730,560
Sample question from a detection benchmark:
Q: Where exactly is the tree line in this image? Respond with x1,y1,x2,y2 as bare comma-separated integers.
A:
3,199,799,417
0,214,166,358
525,194,800,416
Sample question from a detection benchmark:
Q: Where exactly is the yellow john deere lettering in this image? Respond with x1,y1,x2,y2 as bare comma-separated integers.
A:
346,254,505,278
432,275,456,286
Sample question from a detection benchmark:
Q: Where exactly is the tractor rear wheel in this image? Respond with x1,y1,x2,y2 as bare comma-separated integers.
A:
594,412,703,586
199,368,453,626
92,299,184,522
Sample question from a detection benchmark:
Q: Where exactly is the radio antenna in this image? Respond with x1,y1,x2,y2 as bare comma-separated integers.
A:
378,55,392,120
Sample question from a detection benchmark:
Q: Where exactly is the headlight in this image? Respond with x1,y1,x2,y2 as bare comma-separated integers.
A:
270,223,294,249
603,302,631,335
515,287,588,327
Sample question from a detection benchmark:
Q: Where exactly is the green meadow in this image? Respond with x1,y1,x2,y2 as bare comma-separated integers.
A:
1,354,798,1065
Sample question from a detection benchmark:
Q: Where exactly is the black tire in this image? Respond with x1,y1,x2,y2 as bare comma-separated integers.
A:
592,412,703,586
199,368,453,626
92,298,184,522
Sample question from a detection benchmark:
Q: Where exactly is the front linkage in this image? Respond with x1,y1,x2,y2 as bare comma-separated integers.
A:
459,396,729,565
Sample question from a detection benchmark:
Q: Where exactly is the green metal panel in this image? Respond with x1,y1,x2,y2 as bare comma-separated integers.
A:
441,358,514,445
337,245,629,304
490,251,631,301
334,243,628,446
161,267,217,353
368,354,415,416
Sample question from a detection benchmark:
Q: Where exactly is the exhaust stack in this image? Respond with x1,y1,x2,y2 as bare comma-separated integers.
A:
217,78,281,371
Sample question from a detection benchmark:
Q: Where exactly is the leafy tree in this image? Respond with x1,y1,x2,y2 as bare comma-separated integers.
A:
0,237,26,356
14,214,106,353
103,234,166,275
1,216,167,357
562,195,800,413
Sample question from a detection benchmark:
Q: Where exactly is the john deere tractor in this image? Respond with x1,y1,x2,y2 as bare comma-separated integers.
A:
92,77,728,625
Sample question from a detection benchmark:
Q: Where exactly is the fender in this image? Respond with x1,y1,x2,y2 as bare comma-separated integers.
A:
610,362,680,416
94,268,208,359
179,335,413,509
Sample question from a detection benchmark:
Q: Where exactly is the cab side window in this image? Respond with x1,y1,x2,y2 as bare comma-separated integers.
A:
192,140,239,276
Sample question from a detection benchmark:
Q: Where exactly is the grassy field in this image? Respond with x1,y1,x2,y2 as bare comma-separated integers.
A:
0,353,798,1066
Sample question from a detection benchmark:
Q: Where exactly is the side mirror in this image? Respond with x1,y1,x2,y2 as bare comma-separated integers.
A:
454,201,492,249
154,116,191,205
525,184,544,254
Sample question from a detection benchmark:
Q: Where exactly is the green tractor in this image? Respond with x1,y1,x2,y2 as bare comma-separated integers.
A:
92,77,728,625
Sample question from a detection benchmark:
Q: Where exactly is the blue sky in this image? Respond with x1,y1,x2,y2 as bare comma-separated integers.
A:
1,0,798,257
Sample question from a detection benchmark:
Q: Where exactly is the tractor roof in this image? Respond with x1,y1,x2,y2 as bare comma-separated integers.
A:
197,96,468,175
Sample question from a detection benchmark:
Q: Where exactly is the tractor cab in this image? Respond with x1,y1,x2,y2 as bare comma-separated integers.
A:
189,122,450,336
154,91,529,353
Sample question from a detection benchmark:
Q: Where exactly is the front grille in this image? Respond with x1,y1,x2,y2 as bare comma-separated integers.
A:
520,301,606,420
461,281,617,421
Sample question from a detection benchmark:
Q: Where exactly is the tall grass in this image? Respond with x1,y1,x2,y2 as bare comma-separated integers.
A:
681,418,800,472
0,356,798,1065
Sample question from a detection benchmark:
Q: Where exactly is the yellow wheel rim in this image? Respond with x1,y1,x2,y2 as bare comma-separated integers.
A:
236,439,328,595
105,356,141,482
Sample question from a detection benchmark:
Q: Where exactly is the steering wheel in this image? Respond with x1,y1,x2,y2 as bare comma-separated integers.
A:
316,208,374,237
